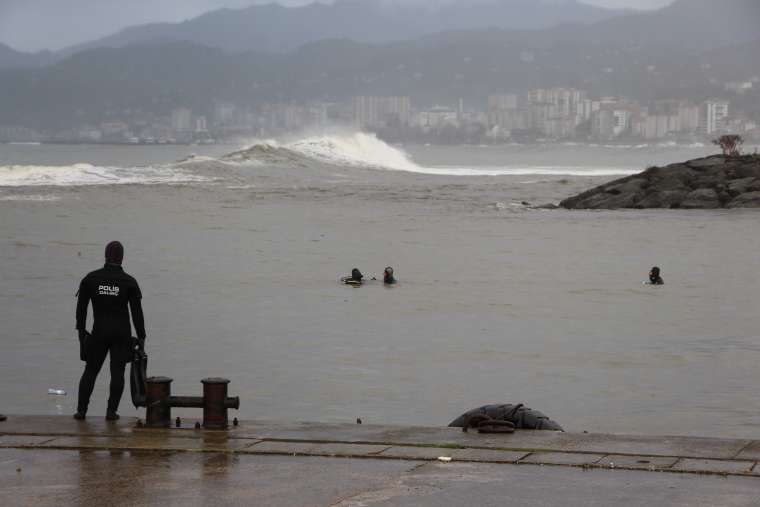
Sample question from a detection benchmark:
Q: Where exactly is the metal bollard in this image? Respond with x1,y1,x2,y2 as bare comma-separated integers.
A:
145,376,173,428
202,378,240,429
142,376,239,429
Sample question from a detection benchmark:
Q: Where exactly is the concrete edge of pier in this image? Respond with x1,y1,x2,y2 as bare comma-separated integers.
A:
1,415,759,478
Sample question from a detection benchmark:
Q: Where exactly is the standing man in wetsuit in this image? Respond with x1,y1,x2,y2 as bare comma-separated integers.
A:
74,241,146,421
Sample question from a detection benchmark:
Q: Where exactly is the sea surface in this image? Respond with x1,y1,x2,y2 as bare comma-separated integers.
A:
1,134,759,439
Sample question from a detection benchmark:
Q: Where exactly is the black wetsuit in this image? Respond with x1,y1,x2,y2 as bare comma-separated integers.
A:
75,264,145,414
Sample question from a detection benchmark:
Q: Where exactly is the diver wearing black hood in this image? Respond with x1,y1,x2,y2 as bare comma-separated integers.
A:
383,267,396,285
74,241,146,421
342,268,364,285
647,266,664,285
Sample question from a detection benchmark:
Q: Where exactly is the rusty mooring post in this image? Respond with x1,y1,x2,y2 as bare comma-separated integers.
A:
202,378,239,429
142,376,239,429
145,376,173,428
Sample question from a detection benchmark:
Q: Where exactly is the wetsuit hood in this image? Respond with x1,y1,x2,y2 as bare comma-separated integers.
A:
649,266,664,285
105,241,124,265
351,268,363,281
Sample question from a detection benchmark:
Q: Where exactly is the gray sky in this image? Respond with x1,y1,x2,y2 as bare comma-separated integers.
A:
0,0,674,52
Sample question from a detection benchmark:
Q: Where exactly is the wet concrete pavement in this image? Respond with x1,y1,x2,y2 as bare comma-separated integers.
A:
1,416,760,506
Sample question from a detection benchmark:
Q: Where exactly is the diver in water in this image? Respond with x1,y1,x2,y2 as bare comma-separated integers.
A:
383,267,396,285
647,266,664,285
342,268,364,285
74,241,146,421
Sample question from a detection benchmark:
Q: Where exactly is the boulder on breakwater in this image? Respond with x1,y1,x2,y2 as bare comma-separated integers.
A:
560,154,760,209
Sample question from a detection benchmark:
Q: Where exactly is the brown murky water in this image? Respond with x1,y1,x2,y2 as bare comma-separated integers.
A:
1,141,759,438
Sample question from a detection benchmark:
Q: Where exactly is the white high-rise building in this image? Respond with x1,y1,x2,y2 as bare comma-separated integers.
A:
195,116,208,133
612,110,631,137
352,96,411,128
527,88,588,136
171,108,193,132
701,100,729,136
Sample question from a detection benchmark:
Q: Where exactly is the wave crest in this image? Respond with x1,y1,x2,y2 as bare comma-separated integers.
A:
286,132,420,171
227,132,637,176
226,132,420,171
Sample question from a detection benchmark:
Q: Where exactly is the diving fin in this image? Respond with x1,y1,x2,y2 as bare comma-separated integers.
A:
130,338,148,408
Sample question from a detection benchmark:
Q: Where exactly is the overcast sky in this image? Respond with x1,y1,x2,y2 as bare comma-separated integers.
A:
0,0,674,52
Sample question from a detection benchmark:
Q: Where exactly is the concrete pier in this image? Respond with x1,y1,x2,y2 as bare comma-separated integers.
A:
2,415,760,506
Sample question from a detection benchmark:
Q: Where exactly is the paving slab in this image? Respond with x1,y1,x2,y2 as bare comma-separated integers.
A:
735,441,760,461
309,443,390,456
0,435,57,447
38,435,256,452
0,415,139,436
377,446,528,463
450,448,529,463
671,458,756,474
246,441,319,454
597,454,679,470
378,446,457,460
520,451,605,465
227,420,753,460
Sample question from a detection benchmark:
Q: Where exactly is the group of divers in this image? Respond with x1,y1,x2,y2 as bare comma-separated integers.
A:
341,267,396,286
340,266,664,286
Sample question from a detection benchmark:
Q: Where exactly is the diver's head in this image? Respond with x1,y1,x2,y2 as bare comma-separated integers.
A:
384,266,395,283
649,266,660,282
351,268,363,281
105,241,124,265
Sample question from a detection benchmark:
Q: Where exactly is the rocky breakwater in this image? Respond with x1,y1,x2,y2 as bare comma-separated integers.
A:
561,154,760,209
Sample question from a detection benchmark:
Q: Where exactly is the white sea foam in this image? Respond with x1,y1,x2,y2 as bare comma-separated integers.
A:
284,132,420,172
0,194,61,202
0,163,210,187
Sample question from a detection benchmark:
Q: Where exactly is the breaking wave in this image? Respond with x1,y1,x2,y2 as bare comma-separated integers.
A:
234,132,637,176
0,133,643,188
0,163,210,187
285,132,420,171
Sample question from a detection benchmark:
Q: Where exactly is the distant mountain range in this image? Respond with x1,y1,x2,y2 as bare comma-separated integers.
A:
567,0,760,51
3,0,758,71
59,0,625,54
1,0,625,68
1,0,759,129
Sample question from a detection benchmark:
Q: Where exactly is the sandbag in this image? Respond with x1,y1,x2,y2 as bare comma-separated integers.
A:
449,404,563,431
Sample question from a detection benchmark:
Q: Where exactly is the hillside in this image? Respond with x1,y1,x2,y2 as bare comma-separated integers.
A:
1,31,758,130
0,43,55,69
58,0,624,56
50,0,760,60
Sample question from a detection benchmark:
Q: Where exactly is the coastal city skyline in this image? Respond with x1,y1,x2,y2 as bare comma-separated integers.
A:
2,86,755,145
